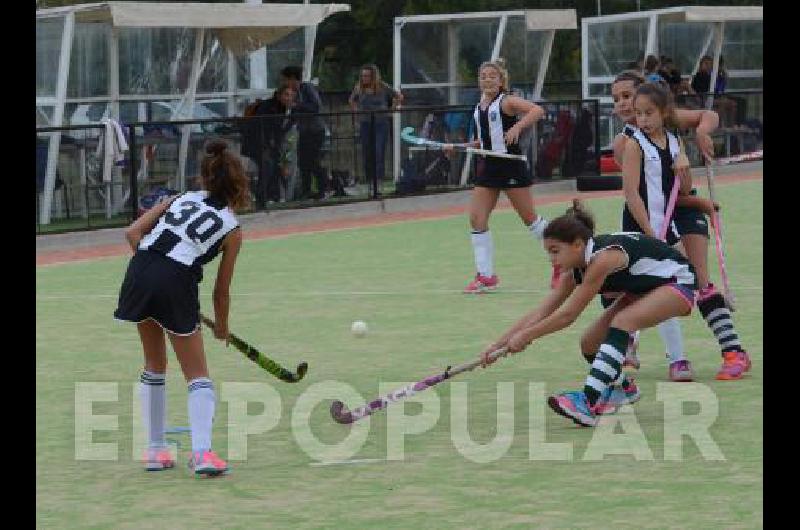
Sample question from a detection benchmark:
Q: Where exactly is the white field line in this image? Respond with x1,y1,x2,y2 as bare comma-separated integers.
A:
36,286,764,301
308,458,386,467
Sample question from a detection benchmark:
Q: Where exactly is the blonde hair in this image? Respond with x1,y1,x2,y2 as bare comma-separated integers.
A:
355,64,385,94
478,58,509,92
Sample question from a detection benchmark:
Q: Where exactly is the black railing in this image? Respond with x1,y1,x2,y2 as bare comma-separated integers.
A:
36,99,600,234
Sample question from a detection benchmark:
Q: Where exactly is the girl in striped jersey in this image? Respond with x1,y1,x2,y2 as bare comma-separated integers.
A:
114,140,249,476
461,59,555,293
480,201,698,427
618,79,750,381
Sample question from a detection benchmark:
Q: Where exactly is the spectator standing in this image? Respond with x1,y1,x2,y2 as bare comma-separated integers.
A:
280,66,330,200
242,85,297,205
644,55,665,83
349,64,403,188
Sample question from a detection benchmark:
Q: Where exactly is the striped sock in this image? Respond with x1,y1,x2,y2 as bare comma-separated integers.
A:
583,347,632,388
470,230,494,277
698,286,744,355
584,327,629,406
187,377,216,453
140,370,166,449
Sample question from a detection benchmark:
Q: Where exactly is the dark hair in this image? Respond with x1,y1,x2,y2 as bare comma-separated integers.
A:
613,69,645,88
200,140,250,211
280,66,303,80
644,55,659,73
634,81,677,129
274,83,296,99
543,199,595,243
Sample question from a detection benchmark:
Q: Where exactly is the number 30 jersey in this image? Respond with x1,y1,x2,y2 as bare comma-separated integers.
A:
139,191,239,279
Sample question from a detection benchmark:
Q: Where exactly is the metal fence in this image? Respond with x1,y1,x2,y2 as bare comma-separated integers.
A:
35,98,601,234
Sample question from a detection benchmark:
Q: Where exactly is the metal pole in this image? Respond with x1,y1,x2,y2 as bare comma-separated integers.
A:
392,20,403,183
246,0,268,93
706,22,725,110
177,28,205,191
41,11,75,225
369,112,378,199
593,100,600,175
128,125,139,220
303,0,317,83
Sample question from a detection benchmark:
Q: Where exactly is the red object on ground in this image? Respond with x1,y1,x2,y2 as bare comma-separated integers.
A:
600,154,621,173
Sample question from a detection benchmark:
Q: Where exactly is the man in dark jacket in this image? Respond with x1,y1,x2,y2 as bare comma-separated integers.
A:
240,85,297,206
280,66,330,200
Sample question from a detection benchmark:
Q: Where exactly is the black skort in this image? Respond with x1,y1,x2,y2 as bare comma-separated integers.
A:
621,207,681,247
473,156,531,189
672,206,710,238
114,250,200,336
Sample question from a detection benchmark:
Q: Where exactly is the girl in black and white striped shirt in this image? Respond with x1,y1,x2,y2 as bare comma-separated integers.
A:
115,140,250,477
463,59,555,294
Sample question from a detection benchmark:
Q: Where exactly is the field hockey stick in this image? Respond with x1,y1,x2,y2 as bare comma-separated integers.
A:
401,127,527,161
200,313,308,383
705,163,736,311
330,347,509,424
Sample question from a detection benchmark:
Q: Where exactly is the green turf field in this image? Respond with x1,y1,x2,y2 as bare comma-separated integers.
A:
36,180,762,529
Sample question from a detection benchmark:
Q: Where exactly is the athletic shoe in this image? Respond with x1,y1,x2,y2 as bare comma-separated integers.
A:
143,447,175,471
737,351,753,372
593,380,642,415
547,390,598,427
716,351,750,381
623,332,641,369
188,450,229,477
463,273,499,294
669,359,694,382
550,264,562,289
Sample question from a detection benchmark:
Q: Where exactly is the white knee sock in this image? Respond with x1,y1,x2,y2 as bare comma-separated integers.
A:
187,377,216,453
658,318,685,363
528,215,549,240
140,370,166,449
470,230,494,277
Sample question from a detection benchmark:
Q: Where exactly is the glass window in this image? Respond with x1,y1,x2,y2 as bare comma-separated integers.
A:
456,19,499,85
235,28,305,92
499,17,548,93
68,23,110,98
588,19,649,77
401,22,449,84
37,18,64,97
119,28,197,95
197,36,229,94
659,22,713,76
723,21,763,72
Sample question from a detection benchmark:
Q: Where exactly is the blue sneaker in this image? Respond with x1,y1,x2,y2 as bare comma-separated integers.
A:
547,390,598,427
593,380,641,415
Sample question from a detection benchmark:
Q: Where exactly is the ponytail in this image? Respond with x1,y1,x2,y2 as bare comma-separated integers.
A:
543,199,595,243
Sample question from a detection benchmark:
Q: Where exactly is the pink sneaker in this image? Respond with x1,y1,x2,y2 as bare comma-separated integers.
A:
143,447,175,471
737,351,752,372
189,450,229,477
669,359,694,382
716,351,751,380
464,273,499,294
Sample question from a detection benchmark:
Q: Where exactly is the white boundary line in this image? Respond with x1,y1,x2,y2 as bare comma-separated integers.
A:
308,458,386,467
36,286,765,301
